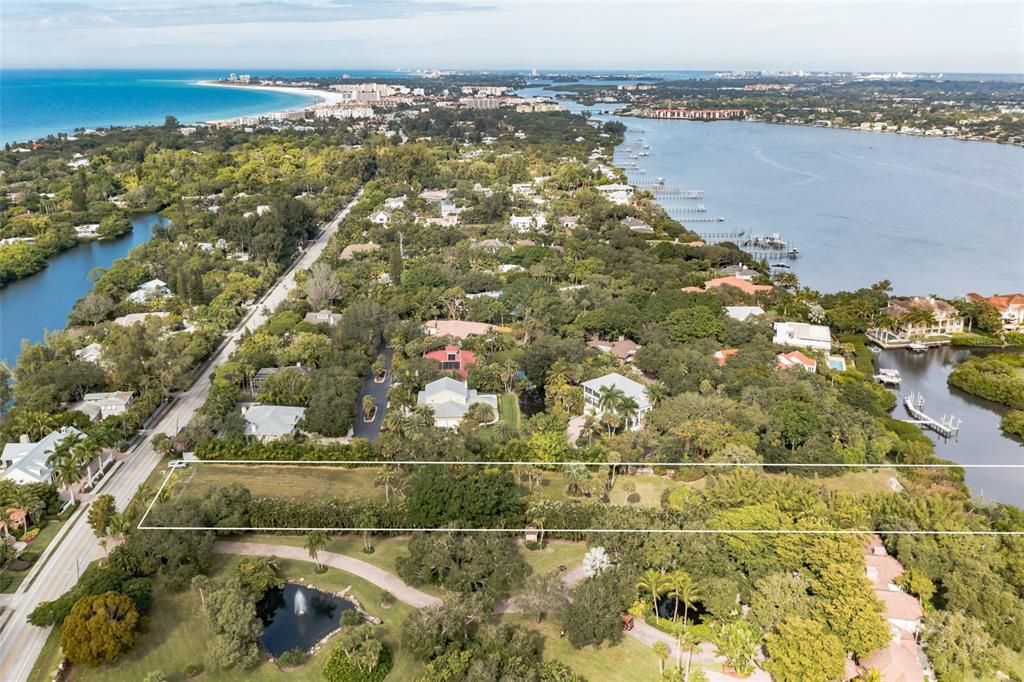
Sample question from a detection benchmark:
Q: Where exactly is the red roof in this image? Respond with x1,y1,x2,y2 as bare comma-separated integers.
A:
704,276,774,295
424,345,476,379
714,348,738,367
967,292,1024,312
776,350,816,371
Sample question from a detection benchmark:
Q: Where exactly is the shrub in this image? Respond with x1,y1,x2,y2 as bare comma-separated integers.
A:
342,609,362,626
1001,410,1024,440
183,662,204,678
60,591,139,665
379,591,394,607
20,528,40,543
322,642,392,682
277,648,309,667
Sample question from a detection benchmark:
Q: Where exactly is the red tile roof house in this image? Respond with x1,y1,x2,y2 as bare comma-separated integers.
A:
587,337,640,363
859,536,928,682
776,350,817,372
966,292,1024,331
714,348,738,366
423,345,477,379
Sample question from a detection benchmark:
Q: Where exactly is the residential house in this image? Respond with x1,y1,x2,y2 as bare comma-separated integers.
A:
581,373,652,429
716,264,760,281
724,306,765,322
74,342,104,364
419,189,449,203
966,292,1024,331
587,337,640,363
472,239,510,253
369,211,390,225
304,309,343,326
424,215,459,227
596,183,634,206
776,350,817,372
384,195,407,210
126,279,171,304
72,224,100,239
714,348,739,367
422,319,500,339
621,217,654,234
242,405,306,441
772,321,833,351
509,214,546,231
886,296,965,337
511,182,536,196
252,365,310,394
703,276,774,296
860,537,927,682
69,391,134,421
559,215,581,229
1,427,85,485
416,377,498,428
423,345,477,379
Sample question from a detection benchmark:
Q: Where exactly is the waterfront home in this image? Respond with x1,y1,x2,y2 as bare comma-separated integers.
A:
704,276,774,296
860,537,927,682
69,391,134,421
886,296,964,338
416,377,498,429
966,292,1024,331
74,342,103,364
72,224,100,238
714,348,739,367
126,278,171,304
773,321,833,351
384,195,407,210
620,217,654,234
422,319,500,339
724,305,765,321
596,183,634,205
587,337,640,363
242,405,306,441
716,264,760,281
423,344,477,379
304,309,343,326
1,427,85,485
776,350,817,372
582,373,652,430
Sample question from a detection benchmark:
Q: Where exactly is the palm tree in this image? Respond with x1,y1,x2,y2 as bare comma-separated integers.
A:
646,381,668,407
666,571,700,624
563,463,591,497
653,641,670,676
618,396,640,429
304,530,329,570
375,466,399,504
606,450,622,489
597,384,625,414
362,395,376,421
52,454,84,504
636,569,670,625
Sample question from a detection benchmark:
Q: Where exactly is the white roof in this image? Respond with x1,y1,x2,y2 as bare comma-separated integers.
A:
774,321,831,342
243,405,306,438
725,306,765,321
1,427,85,485
581,373,651,411
416,377,497,421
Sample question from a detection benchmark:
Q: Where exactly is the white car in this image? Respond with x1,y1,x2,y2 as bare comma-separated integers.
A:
168,460,188,470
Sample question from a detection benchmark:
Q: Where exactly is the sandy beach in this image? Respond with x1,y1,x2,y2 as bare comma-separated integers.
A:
196,80,348,122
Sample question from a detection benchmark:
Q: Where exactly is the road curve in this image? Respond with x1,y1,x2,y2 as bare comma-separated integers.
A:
0,190,363,682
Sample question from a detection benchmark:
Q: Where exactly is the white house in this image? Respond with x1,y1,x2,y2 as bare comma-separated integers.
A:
127,279,171,304
69,391,135,421
370,211,390,225
596,183,634,205
384,196,407,210
72,224,100,239
620,217,653,234
74,342,104,364
559,215,581,229
242,405,306,441
304,309,343,326
509,215,539,232
1,427,85,485
772,321,832,351
511,182,536,197
581,373,652,429
416,377,498,429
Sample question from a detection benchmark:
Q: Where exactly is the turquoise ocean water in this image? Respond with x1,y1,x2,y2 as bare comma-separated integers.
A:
0,69,403,144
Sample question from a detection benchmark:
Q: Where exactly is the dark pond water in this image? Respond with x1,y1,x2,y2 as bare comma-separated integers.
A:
258,583,355,657
876,347,1023,507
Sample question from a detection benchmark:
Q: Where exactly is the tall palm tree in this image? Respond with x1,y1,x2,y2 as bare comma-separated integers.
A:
618,396,640,429
653,641,670,676
375,466,399,504
636,569,671,625
646,381,668,408
597,385,625,414
666,571,700,624
52,455,84,504
304,530,329,570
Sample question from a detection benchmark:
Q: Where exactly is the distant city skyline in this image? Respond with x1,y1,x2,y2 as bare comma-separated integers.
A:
2,1,1022,73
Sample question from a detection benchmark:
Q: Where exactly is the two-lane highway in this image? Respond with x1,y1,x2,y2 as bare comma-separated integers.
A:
0,189,362,681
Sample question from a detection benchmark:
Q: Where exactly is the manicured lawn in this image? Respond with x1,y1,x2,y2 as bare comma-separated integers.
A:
175,463,385,503
1,519,66,593
520,539,587,576
525,470,675,508
814,468,901,495
497,392,522,429
37,555,423,682
501,614,662,681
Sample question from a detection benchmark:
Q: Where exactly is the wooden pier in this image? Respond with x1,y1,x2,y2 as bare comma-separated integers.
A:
903,392,961,439
668,206,708,214
650,189,703,199
681,217,727,223
698,230,745,244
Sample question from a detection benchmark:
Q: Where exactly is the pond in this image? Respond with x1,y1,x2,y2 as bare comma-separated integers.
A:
257,583,356,657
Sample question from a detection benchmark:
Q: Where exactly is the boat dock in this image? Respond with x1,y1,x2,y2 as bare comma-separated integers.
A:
681,216,727,223
698,230,745,243
668,205,708,214
874,368,902,386
903,392,961,438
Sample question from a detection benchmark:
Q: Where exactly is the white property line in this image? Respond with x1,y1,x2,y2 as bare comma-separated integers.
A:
159,460,1024,468
134,459,1024,535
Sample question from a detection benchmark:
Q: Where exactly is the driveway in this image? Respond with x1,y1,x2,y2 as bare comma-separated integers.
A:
626,619,771,682
214,540,440,609
352,347,392,442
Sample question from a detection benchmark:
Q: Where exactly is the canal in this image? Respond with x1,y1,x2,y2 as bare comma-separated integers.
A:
877,347,1022,507
0,213,166,367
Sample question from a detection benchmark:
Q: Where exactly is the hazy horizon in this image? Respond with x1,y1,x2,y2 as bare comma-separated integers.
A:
2,1,1022,74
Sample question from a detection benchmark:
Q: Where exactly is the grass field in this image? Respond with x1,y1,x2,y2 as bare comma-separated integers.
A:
522,469,677,508
30,555,424,682
174,464,385,503
497,392,522,429
814,468,901,495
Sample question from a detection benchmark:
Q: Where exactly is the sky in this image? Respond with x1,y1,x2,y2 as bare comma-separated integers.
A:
2,0,1022,73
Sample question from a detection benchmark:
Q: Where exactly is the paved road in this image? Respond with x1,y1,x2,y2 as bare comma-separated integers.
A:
352,347,392,442
213,540,441,609
0,190,363,682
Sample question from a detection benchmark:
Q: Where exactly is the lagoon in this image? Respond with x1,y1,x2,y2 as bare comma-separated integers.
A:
0,213,166,366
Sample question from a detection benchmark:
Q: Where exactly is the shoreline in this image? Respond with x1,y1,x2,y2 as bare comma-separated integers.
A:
195,81,347,123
